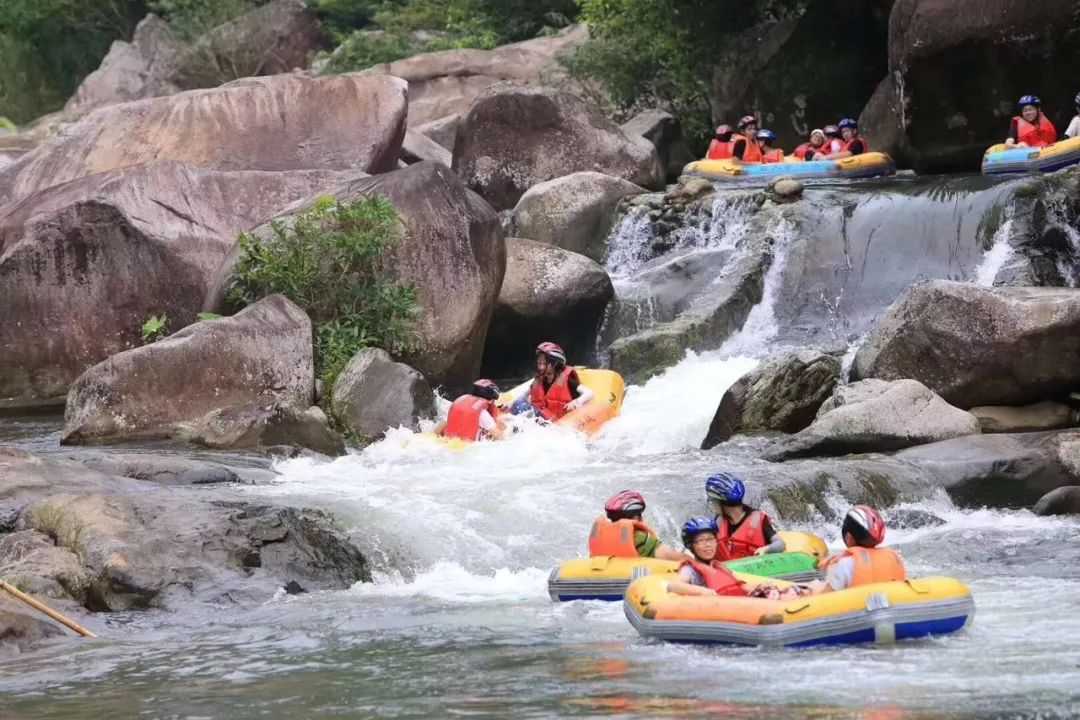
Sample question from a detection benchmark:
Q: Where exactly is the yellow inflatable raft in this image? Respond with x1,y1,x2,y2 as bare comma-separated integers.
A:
548,532,827,601
684,152,895,183
981,136,1080,175
624,573,974,647
423,368,625,449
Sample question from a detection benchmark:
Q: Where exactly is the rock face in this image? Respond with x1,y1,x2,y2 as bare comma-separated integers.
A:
620,109,695,181
970,402,1076,433
400,129,452,167
1033,486,1080,516
62,295,314,444
510,172,644,262
482,239,614,374
0,605,65,653
0,448,370,612
213,163,505,386
363,24,587,127
1,73,406,203
190,403,345,456
414,114,461,151
888,0,1080,173
63,2,329,120
858,75,904,162
453,83,664,210
852,282,1080,408
0,530,88,600
330,349,435,441
702,348,841,449
771,379,981,460
0,162,352,410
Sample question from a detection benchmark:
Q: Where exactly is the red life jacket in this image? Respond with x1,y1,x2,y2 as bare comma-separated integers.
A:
733,134,763,163
529,366,576,421
818,138,843,157
680,559,746,596
841,136,868,155
716,509,769,561
588,516,656,557
1014,115,1057,148
762,148,784,164
442,394,499,441
794,143,814,160
707,139,734,160
822,546,907,587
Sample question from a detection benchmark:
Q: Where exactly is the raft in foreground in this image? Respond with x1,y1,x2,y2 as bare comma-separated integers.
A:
981,136,1080,175
683,152,895,183
548,532,826,602
624,574,974,647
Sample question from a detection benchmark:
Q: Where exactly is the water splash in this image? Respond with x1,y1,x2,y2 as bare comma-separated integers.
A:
973,216,1016,286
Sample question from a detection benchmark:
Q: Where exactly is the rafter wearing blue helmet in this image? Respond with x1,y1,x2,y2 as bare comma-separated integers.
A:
705,472,785,560
1007,94,1057,149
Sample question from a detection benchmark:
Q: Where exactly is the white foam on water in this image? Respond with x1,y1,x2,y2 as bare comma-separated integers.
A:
974,216,1016,286
349,562,549,602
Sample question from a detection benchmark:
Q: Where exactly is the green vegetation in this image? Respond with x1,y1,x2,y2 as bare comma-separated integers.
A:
140,314,170,343
563,0,802,146
226,196,419,392
196,312,223,322
317,0,577,74
148,0,256,40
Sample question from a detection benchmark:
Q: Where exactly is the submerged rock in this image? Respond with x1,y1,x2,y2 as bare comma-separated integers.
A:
852,281,1080,408
453,82,663,210
702,348,841,449
882,508,946,529
190,403,345,456
62,295,314,445
1032,486,1080,516
331,349,435,442
71,452,241,486
510,172,645,262
770,379,981,460
0,606,65,654
482,239,614,375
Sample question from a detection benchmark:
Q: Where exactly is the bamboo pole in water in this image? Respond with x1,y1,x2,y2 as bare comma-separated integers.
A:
0,579,97,638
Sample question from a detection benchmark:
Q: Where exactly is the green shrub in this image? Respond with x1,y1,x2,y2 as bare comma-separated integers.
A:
226,196,419,391
141,314,169,343
149,0,256,41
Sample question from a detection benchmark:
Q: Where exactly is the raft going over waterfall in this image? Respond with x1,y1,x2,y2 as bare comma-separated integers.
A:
981,136,1080,175
548,531,827,602
683,153,896,184
623,573,974,647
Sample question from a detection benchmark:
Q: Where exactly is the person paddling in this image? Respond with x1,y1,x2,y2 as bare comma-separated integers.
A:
1006,95,1057,148
706,472,785,559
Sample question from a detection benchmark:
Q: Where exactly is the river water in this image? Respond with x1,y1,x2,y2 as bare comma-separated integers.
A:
4,176,1080,718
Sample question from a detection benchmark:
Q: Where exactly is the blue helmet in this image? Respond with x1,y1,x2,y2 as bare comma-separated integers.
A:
1018,95,1041,109
756,129,777,142
681,516,719,548
705,472,745,505
838,118,858,129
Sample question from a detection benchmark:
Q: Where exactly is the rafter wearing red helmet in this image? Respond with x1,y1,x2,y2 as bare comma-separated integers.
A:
808,505,907,594
588,490,686,562
509,342,594,422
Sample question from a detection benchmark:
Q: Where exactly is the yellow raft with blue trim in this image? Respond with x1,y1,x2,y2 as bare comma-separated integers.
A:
981,136,1080,175
624,572,974,647
423,368,625,450
684,152,895,183
548,531,827,601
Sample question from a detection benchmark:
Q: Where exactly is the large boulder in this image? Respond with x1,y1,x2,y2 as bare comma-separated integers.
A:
362,24,587,127
482,239,614,375
510,172,645,262
414,114,461,151
400,129,452,168
0,530,88,600
453,83,664,210
770,378,981,460
858,75,905,163
61,295,314,444
888,0,1080,173
210,163,505,386
852,282,1080,408
1033,486,1080,516
1,73,406,203
701,348,842,449
620,109,695,181
330,348,435,441
0,162,352,410
189,403,345,456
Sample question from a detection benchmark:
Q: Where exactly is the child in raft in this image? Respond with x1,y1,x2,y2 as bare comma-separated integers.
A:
668,517,809,599
706,472,785,559
589,490,687,562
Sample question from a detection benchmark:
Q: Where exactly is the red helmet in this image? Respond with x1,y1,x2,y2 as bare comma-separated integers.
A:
605,490,646,521
715,124,733,137
535,341,566,366
471,378,500,401
737,115,757,130
842,505,886,547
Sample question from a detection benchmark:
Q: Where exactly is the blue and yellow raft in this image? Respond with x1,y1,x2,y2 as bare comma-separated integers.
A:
683,152,895,183
981,136,1080,175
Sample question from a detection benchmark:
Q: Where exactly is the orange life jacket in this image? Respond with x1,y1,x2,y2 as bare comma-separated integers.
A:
794,142,823,160
716,509,769,561
707,139,734,160
442,394,500,441
841,136,868,154
822,546,907,587
680,559,746,596
529,366,575,421
819,138,843,157
762,148,784,164
1015,115,1057,148
733,134,763,163
588,516,656,558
